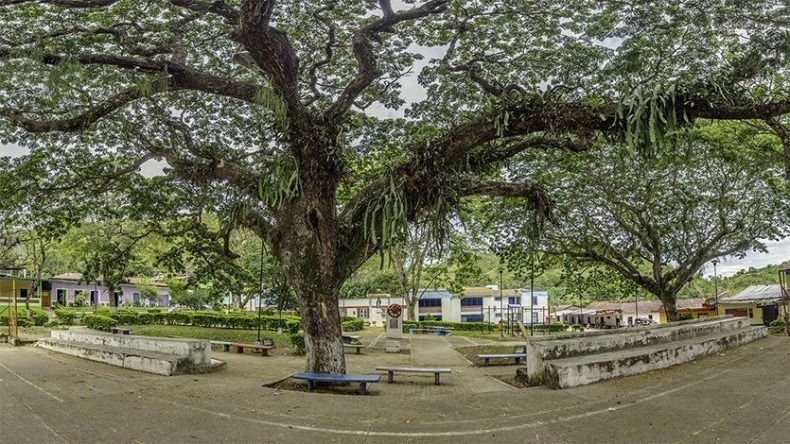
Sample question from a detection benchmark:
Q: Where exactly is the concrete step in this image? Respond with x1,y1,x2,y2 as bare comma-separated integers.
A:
540,326,767,389
532,316,749,361
37,339,195,376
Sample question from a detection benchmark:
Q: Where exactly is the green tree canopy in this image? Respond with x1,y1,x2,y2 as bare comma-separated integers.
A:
0,0,787,373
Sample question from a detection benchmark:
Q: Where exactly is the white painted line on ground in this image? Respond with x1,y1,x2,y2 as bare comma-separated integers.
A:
0,362,64,402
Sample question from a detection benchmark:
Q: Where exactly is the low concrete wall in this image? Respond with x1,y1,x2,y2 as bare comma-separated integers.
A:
544,327,767,389
522,317,760,387
50,328,211,366
38,339,181,376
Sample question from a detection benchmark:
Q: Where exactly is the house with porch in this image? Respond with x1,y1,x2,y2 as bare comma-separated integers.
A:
717,285,784,326
47,273,171,307
657,298,717,323
0,274,38,307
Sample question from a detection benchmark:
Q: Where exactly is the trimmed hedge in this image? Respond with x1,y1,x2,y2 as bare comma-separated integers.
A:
341,318,364,332
54,309,76,325
0,308,49,326
99,309,302,333
82,315,118,331
289,333,306,355
401,320,568,333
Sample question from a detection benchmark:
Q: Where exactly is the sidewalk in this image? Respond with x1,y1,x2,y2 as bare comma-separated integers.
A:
1,333,788,443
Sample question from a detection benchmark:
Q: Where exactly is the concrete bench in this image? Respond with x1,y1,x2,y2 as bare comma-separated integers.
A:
376,366,451,385
210,341,232,352
291,372,380,394
343,343,364,354
477,353,526,366
231,343,274,356
111,327,131,335
342,334,361,344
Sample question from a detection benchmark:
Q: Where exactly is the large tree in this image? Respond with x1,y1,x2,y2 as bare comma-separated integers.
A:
507,123,788,319
0,1,788,373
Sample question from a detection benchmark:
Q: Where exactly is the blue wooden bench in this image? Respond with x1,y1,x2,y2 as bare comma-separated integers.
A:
291,372,380,394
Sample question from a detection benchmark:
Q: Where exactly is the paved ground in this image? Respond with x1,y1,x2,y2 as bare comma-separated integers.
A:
1,331,789,443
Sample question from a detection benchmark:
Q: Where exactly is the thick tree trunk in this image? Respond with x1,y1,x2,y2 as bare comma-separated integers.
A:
658,293,679,322
273,172,347,374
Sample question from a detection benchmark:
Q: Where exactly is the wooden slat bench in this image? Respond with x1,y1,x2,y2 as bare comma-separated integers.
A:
111,327,131,335
231,342,274,356
375,366,451,385
343,344,364,354
291,372,380,395
477,353,526,366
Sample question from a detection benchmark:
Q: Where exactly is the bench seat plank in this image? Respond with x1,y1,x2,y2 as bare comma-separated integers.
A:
292,372,380,394
231,343,274,356
375,366,452,385
477,353,526,366
343,344,364,354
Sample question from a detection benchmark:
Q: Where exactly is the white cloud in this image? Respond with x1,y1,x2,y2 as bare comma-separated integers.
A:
704,238,790,278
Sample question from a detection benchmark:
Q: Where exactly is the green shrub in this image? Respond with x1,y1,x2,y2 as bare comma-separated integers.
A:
82,315,118,331
571,324,584,332
289,333,306,355
54,309,76,325
769,317,787,327
110,310,139,325
341,318,364,332
147,308,162,314
285,319,301,334
28,309,50,326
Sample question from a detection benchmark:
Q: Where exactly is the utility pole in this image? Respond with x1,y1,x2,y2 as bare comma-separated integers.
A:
499,266,504,339
712,259,719,316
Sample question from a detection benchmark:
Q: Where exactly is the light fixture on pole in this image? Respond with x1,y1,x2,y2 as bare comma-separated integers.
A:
499,266,504,339
712,259,719,315
257,240,265,343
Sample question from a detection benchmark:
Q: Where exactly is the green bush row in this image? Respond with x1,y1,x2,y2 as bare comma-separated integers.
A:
54,309,77,325
341,318,364,332
401,320,569,333
100,309,302,333
0,308,49,326
82,315,118,331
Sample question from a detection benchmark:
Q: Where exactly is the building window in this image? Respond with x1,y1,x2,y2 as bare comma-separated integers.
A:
748,309,753,318
462,314,483,322
358,308,369,319
20,288,28,299
494,296,501,301
90,290,98,304
418,298,442,308
461,297,483,307
508,296,521,305
648,314,653,320
532,296,538,306
532,312,539,324
56,288,67,305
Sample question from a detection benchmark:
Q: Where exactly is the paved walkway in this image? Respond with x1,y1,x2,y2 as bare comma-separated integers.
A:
2,332,789,443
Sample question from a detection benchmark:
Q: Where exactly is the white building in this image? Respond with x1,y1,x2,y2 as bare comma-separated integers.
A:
338,287,551,327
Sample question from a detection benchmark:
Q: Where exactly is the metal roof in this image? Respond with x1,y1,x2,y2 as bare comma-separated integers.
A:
720,285,783,305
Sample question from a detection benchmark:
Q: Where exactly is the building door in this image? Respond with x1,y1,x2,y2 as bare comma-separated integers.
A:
762,305,779,325
41,291,51,308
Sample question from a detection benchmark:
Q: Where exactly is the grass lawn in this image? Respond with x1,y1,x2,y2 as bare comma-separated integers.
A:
125,324,296,353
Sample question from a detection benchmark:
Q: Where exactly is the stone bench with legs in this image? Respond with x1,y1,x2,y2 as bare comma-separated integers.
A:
291,372,380,395
375,366,451,385
343,344,364,354
477,353,526,366
111,327,131,335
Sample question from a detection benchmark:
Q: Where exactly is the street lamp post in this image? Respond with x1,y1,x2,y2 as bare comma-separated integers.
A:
712,259,719,316
499,266,504,338
257,240,265,343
